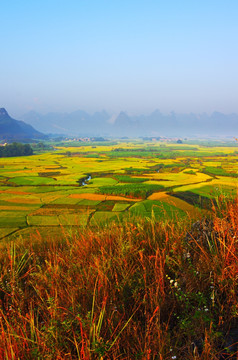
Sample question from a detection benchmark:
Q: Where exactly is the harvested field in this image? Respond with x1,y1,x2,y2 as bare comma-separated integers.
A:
69,193,140,202
3,197,41,204
147,191,169,200
90,211,121,225
69,193,107,200
0,206,33,211
112,203,131,211
27,216,60,226
0,227,19,238
58,213,90,226
0,190,31,195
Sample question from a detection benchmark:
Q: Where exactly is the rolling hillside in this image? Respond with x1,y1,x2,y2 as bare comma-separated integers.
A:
0,108,46,141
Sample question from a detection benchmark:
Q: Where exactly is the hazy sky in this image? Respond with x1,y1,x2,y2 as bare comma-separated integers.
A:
1,0,238,117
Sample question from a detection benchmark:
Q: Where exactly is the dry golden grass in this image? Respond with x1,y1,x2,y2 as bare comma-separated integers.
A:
0,199,238,358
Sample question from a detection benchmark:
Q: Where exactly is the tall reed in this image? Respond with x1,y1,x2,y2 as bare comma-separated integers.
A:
0,199,237,359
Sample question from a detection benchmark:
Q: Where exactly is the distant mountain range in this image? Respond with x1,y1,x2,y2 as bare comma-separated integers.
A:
20,110,110,137
19,109,238,138
0,108,46,141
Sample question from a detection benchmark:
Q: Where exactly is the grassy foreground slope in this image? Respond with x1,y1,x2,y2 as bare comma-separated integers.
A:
0,199,238,359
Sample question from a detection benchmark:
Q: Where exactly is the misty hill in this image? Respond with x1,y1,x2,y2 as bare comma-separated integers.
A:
20,109,238,137
0,108,46,141
20,110,111,136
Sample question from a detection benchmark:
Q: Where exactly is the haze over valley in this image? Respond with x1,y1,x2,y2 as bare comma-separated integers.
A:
1,106,237,141
19,109,238,138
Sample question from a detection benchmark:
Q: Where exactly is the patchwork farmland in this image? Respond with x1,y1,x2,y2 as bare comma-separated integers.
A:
0,140,237,240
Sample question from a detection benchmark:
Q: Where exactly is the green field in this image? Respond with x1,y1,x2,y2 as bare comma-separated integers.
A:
0,139,237,239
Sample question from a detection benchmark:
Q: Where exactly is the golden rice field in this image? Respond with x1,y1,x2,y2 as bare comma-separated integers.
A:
0,140,237,240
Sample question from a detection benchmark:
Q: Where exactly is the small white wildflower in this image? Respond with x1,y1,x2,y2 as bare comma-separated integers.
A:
172,356,177,359
170,279,174,284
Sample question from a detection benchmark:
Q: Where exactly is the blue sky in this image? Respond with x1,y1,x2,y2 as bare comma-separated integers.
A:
1,0,238,116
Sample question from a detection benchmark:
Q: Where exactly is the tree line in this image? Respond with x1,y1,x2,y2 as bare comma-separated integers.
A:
0,142,33,157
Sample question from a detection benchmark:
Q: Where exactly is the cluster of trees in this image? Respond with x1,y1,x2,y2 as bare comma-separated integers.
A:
99,183,164,199
31,142,53,151
0,142,33,157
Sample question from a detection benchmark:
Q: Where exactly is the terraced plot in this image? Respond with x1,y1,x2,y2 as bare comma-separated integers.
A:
129,200,186,220
112,203,131,211
0,140,237,239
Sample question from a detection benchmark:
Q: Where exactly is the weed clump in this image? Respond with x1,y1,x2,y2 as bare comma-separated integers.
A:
0,199,237,359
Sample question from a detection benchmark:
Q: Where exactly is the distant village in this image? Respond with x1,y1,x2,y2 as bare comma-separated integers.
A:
63,136,184,143
64,137,107,142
